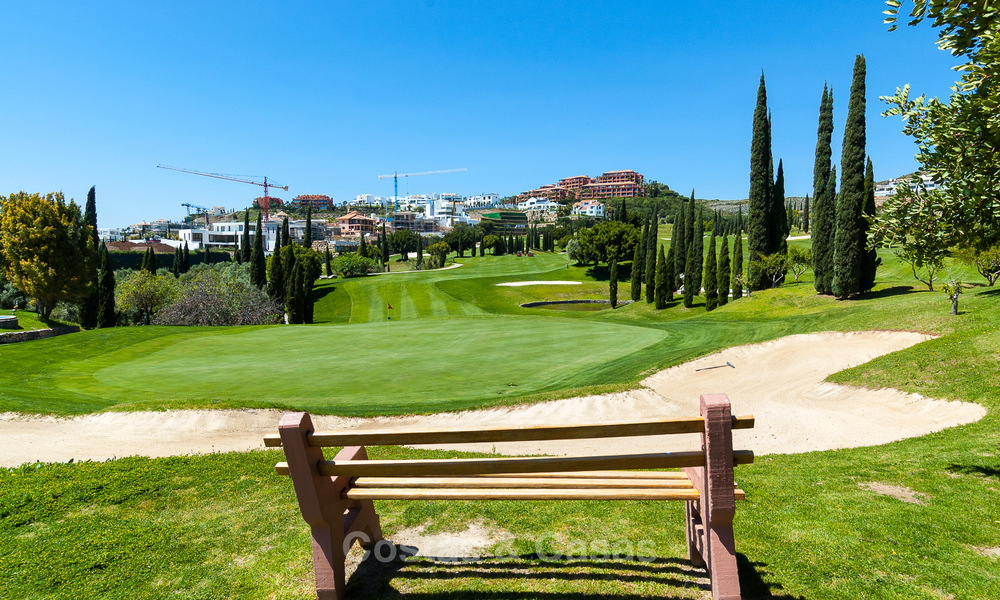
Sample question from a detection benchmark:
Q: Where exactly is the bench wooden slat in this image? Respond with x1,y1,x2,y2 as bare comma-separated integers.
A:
353,476,696,489
262,415,755,448
309,450,753,478
342,486,704,501
479,470,692,480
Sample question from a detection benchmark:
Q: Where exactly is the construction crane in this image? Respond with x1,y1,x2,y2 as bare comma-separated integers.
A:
158,164,288,221
181,202,210,226
377,168,467,213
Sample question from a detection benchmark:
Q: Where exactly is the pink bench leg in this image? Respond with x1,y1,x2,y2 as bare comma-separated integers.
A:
684,393,742,600
279,412,383,600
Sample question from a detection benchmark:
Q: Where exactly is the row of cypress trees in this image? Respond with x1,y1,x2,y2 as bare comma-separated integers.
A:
626,195,747,312
746,73,790,291
812,55,879,298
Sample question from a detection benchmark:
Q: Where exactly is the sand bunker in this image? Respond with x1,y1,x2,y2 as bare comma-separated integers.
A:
0,331,985,467
496,280,581,286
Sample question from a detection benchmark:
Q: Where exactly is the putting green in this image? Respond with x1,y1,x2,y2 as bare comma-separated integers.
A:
83,317,666,415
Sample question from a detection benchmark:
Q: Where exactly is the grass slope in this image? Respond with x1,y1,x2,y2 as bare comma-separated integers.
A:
2,248,1000,598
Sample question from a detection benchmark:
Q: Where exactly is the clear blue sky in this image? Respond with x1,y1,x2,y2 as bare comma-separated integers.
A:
1,1,958,228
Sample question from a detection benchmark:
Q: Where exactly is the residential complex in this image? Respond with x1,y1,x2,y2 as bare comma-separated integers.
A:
521,170,645,201
874,172,943,197
179,218,324,252
290,194,334,210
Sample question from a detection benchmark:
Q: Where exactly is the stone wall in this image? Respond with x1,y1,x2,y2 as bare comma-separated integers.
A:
0,326,80,345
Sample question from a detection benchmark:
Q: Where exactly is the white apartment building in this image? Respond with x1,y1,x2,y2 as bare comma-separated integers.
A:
179,219,324,252
464,193,500,208
874,172,943,197
572,199,606,218
97,228,123,242
517,197,561,211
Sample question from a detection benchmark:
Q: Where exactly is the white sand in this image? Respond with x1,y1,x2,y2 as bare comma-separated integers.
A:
496,280,581,286
0,331,984,467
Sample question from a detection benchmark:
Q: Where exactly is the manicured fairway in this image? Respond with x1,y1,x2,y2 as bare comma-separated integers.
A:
30,317,666,415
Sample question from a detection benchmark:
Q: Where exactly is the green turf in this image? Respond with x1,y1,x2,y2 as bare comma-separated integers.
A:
3,245,1000,598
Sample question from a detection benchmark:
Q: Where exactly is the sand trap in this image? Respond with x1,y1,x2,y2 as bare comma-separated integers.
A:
0,331,985,467
496,280,581,286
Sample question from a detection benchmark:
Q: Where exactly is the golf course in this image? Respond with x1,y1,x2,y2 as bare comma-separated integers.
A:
2,243,999,599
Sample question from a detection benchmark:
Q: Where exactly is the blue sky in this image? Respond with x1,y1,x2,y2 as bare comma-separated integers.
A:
1,2,958,228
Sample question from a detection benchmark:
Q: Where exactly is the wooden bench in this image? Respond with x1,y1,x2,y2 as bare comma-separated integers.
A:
265,393,753,600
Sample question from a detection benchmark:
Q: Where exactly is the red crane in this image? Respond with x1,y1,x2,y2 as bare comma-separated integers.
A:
157,164,289,221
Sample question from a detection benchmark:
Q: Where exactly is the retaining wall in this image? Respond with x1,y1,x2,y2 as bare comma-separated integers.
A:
0,325,80,345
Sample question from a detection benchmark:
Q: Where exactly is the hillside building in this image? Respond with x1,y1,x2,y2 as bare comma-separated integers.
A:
572,199,606,218
335,211,376,236
290,195,334,210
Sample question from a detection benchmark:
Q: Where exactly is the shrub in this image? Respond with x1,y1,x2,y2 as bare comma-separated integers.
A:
153,263,281,326
331,253,381,278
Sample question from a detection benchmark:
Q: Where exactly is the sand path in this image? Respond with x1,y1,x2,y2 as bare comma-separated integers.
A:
0,331,984,467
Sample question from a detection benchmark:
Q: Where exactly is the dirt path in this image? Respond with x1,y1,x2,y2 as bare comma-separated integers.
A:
0,331,984,467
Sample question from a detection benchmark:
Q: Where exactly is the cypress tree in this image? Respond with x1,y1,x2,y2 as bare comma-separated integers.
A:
732,228,744,301
748,72,772,290
630,237,643,301
644,212,657,302
772,159,788,255
718,234,731,306
240,211,251,262
803,195,810,233
325,247,333,276
417,235,424,268
663,242,675,303
860,157,881,293
268,247,285,303
619,199,627,223
143,246,156,273
812,84,836,295
685,191,696,249
643,224,660,304
815,166,838,294
281,217,290,247
381,223,389,264
771,159,788,285
704,235,718,311
683,238,695,308
654,244,668,309
673,204,686,289
303,270,315,324
286,261,303,324
97,244,116,328
691,208,704,293
608,259,618,309
457,232,464,258
250,214,266,288
171,246,182,278
304,205,313,248
833,54,867,300
181,242,189,272
637,222,648,279
79,185,100,329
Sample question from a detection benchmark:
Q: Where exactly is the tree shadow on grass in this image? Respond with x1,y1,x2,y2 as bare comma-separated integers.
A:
861,285,919,300
947,463,1000,479
979,286,1000,297
738,553,807,599
312,284,337,304
347,545,805,599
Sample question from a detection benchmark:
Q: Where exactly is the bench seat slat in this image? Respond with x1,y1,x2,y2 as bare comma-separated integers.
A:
353,476,696,490
313,451,753,478
343,487,705,501
262,415,755,448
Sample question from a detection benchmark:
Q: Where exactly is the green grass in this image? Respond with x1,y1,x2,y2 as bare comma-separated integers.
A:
3,246,1000,598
